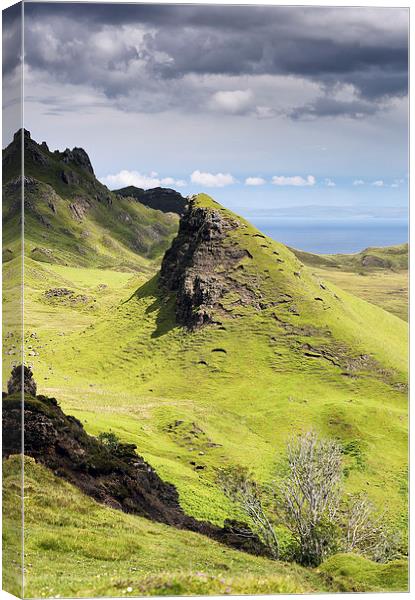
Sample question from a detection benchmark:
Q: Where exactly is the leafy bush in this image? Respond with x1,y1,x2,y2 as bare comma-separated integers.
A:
97,430,138,461
97,431,122,453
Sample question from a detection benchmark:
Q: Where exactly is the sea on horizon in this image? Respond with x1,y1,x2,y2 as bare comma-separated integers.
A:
249,217,408,255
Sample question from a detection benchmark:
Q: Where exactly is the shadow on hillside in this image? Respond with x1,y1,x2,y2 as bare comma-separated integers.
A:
129,274,178,338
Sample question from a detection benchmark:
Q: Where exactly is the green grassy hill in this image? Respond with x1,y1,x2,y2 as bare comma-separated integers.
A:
11,193,407,530
3,456,408,597
291,243,408,272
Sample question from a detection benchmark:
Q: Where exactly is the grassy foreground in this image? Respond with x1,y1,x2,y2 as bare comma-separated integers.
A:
2,456,408,597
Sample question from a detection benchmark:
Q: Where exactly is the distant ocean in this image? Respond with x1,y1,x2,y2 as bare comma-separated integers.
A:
249,217,408,254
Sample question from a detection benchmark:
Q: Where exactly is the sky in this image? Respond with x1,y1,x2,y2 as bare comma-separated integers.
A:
2,2,409,226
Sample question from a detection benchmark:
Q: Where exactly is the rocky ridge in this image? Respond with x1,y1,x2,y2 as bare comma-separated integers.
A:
3,129,94,180
2,130,180,268
116,185,188,216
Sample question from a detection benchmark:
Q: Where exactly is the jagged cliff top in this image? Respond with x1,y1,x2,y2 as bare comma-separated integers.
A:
115,185,188,216
3,129,95,182
160,192,311,330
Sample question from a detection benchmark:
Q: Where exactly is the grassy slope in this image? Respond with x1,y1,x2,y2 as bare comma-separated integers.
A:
292,244,408,321
310,267,408,321
291,243,408,272
2,456,408,598
23,187,178,270
2,193,408,596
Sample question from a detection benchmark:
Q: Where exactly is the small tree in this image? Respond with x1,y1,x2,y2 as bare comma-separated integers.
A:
97,430,137,460
217,465,280,559
277,430,343,566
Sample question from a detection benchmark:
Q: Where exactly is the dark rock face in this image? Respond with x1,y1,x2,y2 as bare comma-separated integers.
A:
61,170,80,185
361,254,387,268
7,365,37,396
21,129,50,166
116,186,188,216
159,201,250,329
3,391,183,523
3,130,50,177
3,129,94,185
2,370,269,558
62,147,94,175
69,197,90,221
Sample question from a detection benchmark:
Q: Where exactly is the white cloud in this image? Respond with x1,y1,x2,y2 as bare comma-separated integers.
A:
324,178,336,187
190,170,236,187
209,89,254,115
100,170,187,190
272,175,316,187
372,179,384,187
245,176,266,186
391,178,405,188
353,179,365,186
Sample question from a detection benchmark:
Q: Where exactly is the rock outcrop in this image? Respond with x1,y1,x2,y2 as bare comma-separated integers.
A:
159,199,253,329
361,254,387,268
2,367,269,558
7,364,37,396
61,147,94,175
3,129,94,184
116,185,188,216
11,129,50,168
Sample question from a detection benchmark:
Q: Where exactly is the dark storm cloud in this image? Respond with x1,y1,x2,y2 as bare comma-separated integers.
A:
2,2,22,76
18,3,408,118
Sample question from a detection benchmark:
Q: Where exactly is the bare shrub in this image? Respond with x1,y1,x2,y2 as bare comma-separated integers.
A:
276,430,343,566
218,431,402,568
217,465,280,559
342,493,402,563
